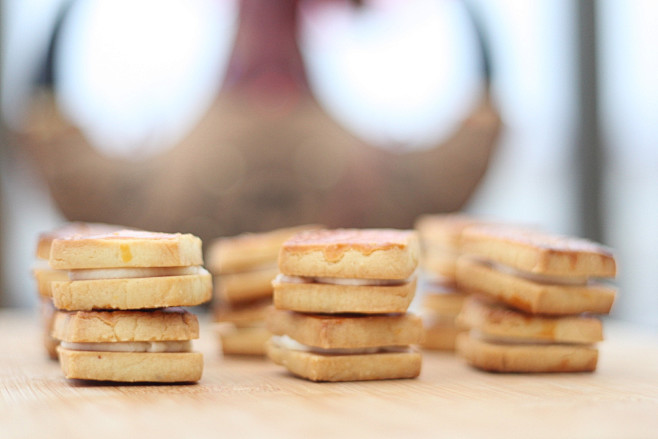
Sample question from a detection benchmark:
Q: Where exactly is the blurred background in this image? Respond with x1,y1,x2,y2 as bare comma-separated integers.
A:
0,0,656,330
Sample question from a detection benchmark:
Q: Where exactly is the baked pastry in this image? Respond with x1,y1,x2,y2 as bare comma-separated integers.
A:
47,228,210,383
54,308,202,382
50,230,211,311
267,228,422,381
455,225,617,373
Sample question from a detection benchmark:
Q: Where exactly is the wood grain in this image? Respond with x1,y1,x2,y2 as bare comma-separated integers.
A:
1,310,657,439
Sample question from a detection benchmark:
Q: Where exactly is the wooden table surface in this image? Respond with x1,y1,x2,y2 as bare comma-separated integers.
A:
1,310,657,439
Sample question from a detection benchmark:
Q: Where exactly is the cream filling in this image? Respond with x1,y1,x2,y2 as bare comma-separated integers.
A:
271,335,410,355
69,266,204,281
60,340,192,353
275,274,412,287
470,329,591,346
490,262,589,286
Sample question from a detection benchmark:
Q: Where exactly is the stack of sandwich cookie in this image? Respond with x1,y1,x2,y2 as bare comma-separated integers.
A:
267,229,423,382
415,214,482,351
53,308,202,382
457,295,602,372
49,230,212,382
455,225,617,373
33,222,122,359
207,226,318,355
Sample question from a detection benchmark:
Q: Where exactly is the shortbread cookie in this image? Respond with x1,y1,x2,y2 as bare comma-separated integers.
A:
457,296,603,344
456,332,598,373
456,258,615,315
267,309,423,349
54,308,202,382
266,337,422,382
207,225,320,274
49,230,203,269
52,308,199,343
460,225,617,278
278,229,419,280
216,267,279,304
218,325,270,356
52,270,212,310
214,299,272,327
422,319,463,351
272,275,417,314
58,349,203,382
423,291,467,317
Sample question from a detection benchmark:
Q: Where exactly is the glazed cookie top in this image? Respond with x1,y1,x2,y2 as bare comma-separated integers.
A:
461,225,617,278
278,229,419,279
49,230,203,269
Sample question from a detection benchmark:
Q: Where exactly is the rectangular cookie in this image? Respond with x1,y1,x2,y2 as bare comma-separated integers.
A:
278,229,419,280
266,337,422,382
218,325,270,356
54,308,202,382
272,275,416,314
267,309,423,349
456,258,616,315
460,225,617,278
457,295,603,344
456,332,598,373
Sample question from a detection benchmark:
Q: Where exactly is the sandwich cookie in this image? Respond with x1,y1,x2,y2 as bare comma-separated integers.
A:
456,296,602,372
54,308,203,382
50,230,211,311
415,214,483,351
207,225,319,355
455,225,617,373
456,225,617,315
268,229,423,382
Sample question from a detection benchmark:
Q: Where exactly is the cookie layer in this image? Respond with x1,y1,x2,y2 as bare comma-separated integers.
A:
36,222,125,260
215,267,278,304
267,309,423,349
58,348,203,382
273,277,416,314
423,292,467,317
33,268,69,298
52,271,212,311
422,321,462,351
207,225,319,274
49,230,203,269
279,229,419,280
214,299,272,327
461,225,617,278
218,325,270,356
457,296,603,344
456,258,615,315
266,339,421,382
53,308,199,343
456,332,598,373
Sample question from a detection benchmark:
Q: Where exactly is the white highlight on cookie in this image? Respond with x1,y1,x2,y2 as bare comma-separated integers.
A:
69,266,205,281
271,335,410,355
490,262,590,286
275,274,413,287
60,340,192,353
